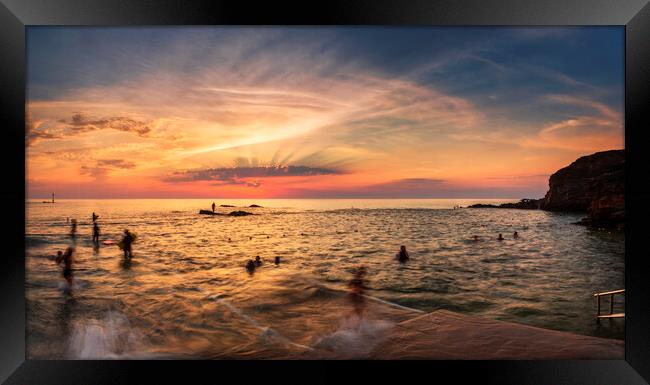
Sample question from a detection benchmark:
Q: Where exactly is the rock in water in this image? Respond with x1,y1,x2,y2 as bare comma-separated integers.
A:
542,149,624,229
249,204,262,208
228,210,255,216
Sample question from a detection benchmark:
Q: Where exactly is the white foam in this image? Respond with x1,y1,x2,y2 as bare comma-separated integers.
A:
67,311,144,359
311,316,395,357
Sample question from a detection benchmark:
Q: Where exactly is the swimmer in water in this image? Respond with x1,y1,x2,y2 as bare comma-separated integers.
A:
396,245,410,263
274,256,280,265
121,229,135,260
245,259,256,273
55,247,75,290
497,233,504,241
513,231,519,239
254,255,262,266
69,219,77,239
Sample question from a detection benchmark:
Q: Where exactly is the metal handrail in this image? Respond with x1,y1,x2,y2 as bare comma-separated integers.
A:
594,289,625,320
593,289,625,297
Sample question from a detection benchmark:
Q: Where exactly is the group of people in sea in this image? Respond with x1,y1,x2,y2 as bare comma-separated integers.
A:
245,255,281,273
53,211,139,293
475,231,519,242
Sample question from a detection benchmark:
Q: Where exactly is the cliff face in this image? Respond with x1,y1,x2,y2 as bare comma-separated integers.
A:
468,150,625,229
541,150,624,228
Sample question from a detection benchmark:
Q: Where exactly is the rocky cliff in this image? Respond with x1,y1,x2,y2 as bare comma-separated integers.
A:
468,149,624,229
541,150,624,228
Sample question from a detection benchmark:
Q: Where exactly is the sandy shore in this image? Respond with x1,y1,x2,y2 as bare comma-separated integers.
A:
368,309,624,360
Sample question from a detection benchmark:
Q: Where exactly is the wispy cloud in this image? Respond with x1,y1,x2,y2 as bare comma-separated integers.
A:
25,27,623,198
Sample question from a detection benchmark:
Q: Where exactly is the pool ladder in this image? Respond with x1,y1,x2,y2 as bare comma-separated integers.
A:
593,289,625,322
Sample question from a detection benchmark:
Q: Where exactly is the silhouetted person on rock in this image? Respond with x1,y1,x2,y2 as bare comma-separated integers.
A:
396,245,410,263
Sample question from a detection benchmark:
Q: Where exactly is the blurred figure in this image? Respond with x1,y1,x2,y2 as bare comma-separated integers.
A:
55,247,75,291
254,255,262,266
92,221,100,244
70,219,77,239
348,267,368,319
513,231,519,239
211,202,216,213
274,256,281,265
395,245,410,263
497,233,504,241
245,259,256,273
121,229,135,260
92,212,99,222
473,235,479,242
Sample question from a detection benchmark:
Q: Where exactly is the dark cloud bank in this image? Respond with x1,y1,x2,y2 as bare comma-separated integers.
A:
164,165,341,187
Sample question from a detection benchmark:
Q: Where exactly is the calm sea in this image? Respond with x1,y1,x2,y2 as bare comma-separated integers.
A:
25,199,625,359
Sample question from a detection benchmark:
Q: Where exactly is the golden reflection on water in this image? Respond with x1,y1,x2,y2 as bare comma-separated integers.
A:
26,199,624,358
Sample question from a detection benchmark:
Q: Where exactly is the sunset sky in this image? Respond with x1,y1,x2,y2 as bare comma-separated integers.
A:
26,27,624,199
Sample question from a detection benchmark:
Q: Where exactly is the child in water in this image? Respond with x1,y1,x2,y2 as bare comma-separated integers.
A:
254,256,262,266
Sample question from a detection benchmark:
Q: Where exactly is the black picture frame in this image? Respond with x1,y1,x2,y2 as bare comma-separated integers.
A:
1,1,649,384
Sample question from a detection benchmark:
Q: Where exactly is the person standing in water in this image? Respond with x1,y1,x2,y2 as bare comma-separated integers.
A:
348,267,368,319
211,202,216,213
92,212,99,222
121,229,135,260
55,247,75,291
396,245,410,263
513,231,519,239
497,233,504,241
92,221,100,244
70,219,77,240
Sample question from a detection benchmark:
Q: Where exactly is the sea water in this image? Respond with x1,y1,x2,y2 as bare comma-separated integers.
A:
25,199,624,359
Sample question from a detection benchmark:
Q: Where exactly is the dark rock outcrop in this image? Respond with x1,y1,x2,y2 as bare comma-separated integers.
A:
249,204,262,208
228,210,255,216
199,209,256,216
468,199,543,210
199,209,221,215
468,149,624,229
541,150,624,229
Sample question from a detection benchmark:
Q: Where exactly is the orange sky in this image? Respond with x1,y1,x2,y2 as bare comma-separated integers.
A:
26,27,624,199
